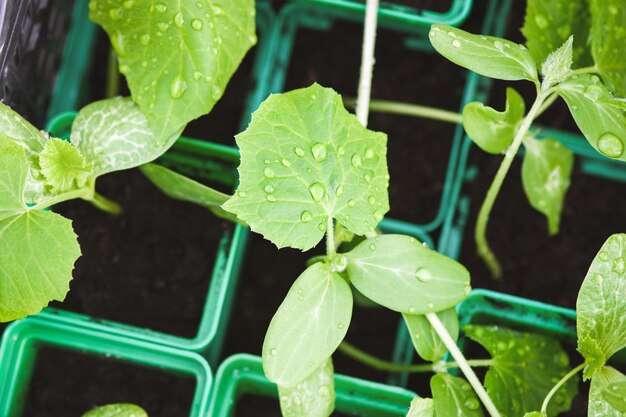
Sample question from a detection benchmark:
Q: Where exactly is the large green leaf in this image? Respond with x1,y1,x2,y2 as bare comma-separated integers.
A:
430,373,484,417
577,234,626,379
521,137,574,235
89,0,256,138
429,25,538,82
345,235,470,315
406,398,435,417
557,75,626,161
590,0,626,96
278,358,335,417
140,163,240,223
588,366,625,417
223,84,389,250
465,325,577,417
82,403,148,417
521,0,592,68
462,87,525,154
403,307,459,363
603,379,626,413
71,98,180,176
262,262,352,387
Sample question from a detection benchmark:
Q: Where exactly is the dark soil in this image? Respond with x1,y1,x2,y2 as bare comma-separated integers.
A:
22,346,195,417
235,394,354,416
52,169,232,338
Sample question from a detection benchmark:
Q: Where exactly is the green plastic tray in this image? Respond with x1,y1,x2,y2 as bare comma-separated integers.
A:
208,353,417,416
0,316,212,417
37,114,249,363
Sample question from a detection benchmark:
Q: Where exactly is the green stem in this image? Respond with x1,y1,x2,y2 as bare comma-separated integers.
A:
475,92,548,279
29,188,92,211
569,65,599,77
105,47,120,98
541,363,584,413
326,216,335,257
87,192,123,215
338,341,493,373
344,98,463,125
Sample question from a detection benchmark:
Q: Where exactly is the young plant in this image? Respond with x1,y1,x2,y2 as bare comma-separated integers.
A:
82,403,147,417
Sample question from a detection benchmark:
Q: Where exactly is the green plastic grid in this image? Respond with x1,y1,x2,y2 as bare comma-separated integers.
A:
0,316,212,417
37,114,249,363
208,353,417,416
294,0,473,32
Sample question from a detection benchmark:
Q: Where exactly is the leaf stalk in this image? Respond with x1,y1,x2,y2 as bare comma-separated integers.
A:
88,192,123,215
540,363,584,413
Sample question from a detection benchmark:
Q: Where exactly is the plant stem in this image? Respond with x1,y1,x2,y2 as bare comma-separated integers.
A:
426,313,502,417
541,363,585,413
87,192,123,215
355,0,379,127
326,216,335,257
344,98,463,124
29,188,92,211
475,92,548,279
569,65,598,77
338,341,493,373
105,47,120,98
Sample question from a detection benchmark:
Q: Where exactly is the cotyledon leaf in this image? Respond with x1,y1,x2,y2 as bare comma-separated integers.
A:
403,307,459,363
223,84,389,251
82,403,148,417
430,373,484,417
577,234,626,379
89,0,256,138
278,358,335,417
345,235,470,315
71,97,181,177
262,262,352,388
603,379,626,413
590,0,626,96
557,75,626,162
429,24,538,82
588,366,625,417
465,325,577,417
406,398,434,417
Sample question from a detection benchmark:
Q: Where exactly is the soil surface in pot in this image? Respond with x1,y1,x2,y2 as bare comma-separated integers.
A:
22,347,195,417
52,169,231,338
283,18,466,226
235,395,353,417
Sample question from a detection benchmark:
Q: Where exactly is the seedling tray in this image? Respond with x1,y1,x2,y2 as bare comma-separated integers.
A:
0,316,212,417
208,353,417,416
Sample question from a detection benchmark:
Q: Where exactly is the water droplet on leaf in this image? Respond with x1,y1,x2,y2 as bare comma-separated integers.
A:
415,267,433,282
169,76,188,99
309,182,326,201
597,133,624,158
300,211,313,223
191,19,203,30
312,143,327,161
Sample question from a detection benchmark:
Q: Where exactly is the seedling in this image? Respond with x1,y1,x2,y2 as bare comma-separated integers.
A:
82,403,147,417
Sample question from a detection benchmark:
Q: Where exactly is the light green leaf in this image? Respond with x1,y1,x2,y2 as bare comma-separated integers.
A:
589,366,625,417
521,0,592,68
262,262,352,387
139,163,241,224
223,84,389,251
463,87,525,154
604,379,626,413
465,325,577,417
71,97,180,176
89,0,256,138
521,137,574,235
430,373,484,417
82,403,148,417
403,307,459,363
557,75,626,161
406,398,434,417
0,136,27,218
590,0,626,96
39,138,94,195
524,412,547,417
429,24,538,82
278,358,335,417
345,235,470,315
577,234,626,379
541,36,573,88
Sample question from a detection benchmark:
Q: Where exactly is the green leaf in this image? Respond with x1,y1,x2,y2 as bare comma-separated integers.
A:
39,138,94,194
140,163,241,224
345,235,470,314
557,75,626,161
462,87,525,154
524,412,547,417
541,36,573,88
521,0,592,68
71,97,180,176
577,234,626,379
406,398,435,417
262,262,352,387
465,325,577,417
590,0,626,96
403,307,459,362
430,373,484,417
278,358,335,417
89,0,256,138
521,137,574,235
82,403,148,417
429,24,538,82
603,379,626,413
0,136,28,218
588,366,625,417
223,84,389,251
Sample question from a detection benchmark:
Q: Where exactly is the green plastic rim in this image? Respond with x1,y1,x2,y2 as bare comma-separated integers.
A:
294,0,473,32
0,316,212,417
208,353,417,416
